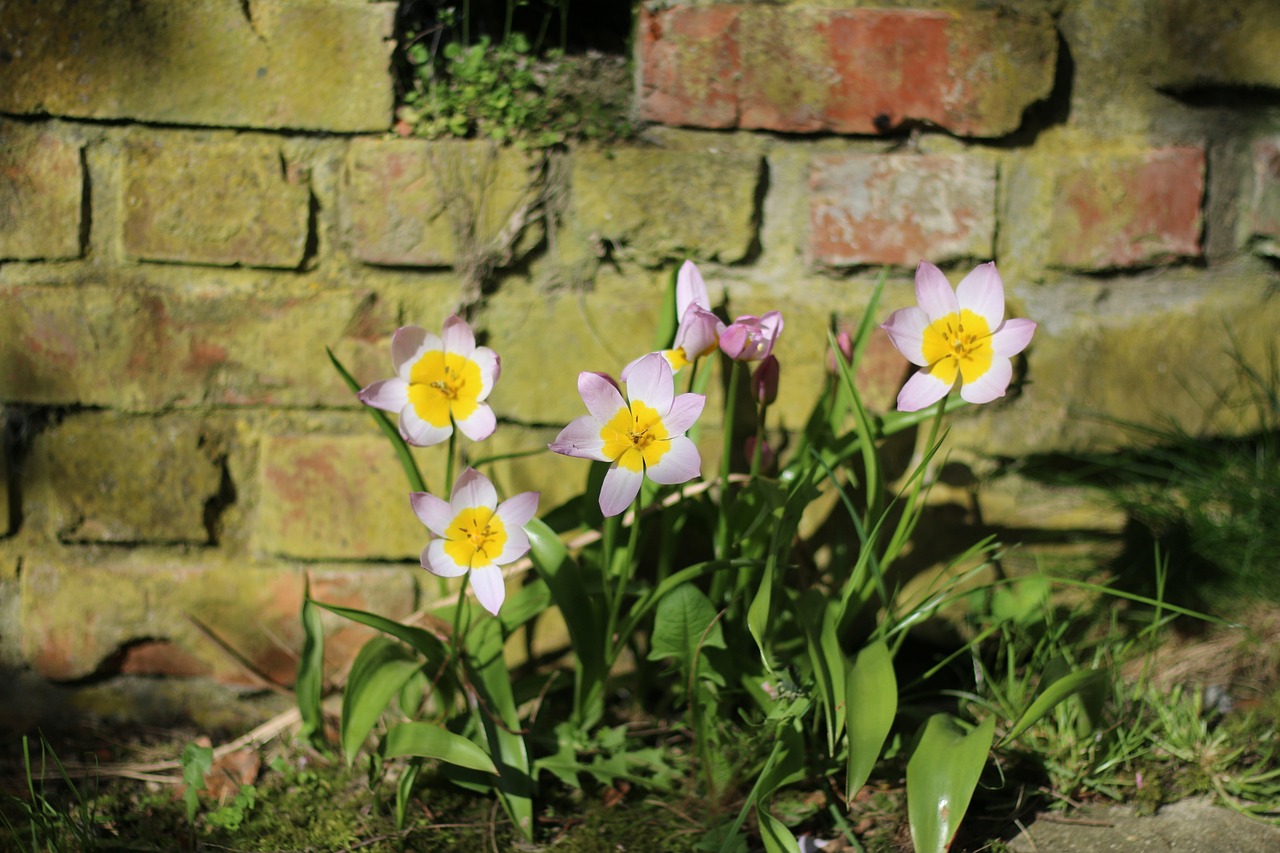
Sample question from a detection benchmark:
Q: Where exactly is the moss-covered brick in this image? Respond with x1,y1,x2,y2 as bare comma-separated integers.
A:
639,6,1057,138
1247,137,1280,257
257,434,438,560
1151,0,1280,92
568,148,761,266
0,440,10,539
23,413,224,544
809,153,996,268
1000,145,1205,272
19,554,417,683
123,133,311,268
0,123,82,261
0,276,393,409
342,138,543,269
0,0,395,132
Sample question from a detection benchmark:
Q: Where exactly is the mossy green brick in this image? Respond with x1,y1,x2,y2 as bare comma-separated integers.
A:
0,0,396,132
23,413,224,544
1151,0,1280,92
568,147,761,266
0,122,82,261
123,133,311,268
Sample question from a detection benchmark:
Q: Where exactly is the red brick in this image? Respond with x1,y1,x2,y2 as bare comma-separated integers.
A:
1047,147,1204,270
0,123,82,260
639,6,1056,137
1248,137,1280,256
809,154,996,268
123,134,310,268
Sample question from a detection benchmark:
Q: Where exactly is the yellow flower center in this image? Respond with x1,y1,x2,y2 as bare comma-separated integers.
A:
920,309,994,386
443,507,507,569
407,351,482,427
663,347,692,373
600,400,671,472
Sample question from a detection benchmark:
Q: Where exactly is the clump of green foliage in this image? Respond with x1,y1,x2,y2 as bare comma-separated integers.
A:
396,5,636,148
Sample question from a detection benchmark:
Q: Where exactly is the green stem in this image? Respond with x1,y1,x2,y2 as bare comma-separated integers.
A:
605,490,644,667
711,361,742,600
451,572,472,659
749,400,767,478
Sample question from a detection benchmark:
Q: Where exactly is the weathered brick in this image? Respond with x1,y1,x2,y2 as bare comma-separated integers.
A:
809,154,996,268
1152,0,1280,92
1247,137,1280,257
639,6,1057,137
0,123,82,261
20,554,417,683
123,134,311,268
0,439,9,538
258,434,439,560
343,138,543,268
0,0,395,132
0,277,393,408
568,148,761,266
23,413,224,544
1001,146,1205,271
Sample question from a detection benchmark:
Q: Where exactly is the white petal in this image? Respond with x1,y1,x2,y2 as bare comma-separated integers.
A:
424,540,468,577
897,369,953,412
358,377,409,413
960,357,1013,405
676,260,710,316
625,353,675,415
599,465,643,517
880,307,931,367
955,262,1005,329
496,491,540,528
990,318,1037,358
645,436,702,485
454,402,496,442
493,524,531,566
470,566,506,615
391,326,430,375
410,491,453,537
549,416,610,461
471,346,500,400
450,467,497,512
579,372,627,425
663,393,706,435
914,261,959,322
399,405,452,447
441,315,476,358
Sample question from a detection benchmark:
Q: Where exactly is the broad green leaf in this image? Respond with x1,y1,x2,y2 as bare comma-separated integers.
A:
525,516,607,729
845,640,897,801
648,583,725,669
314,600,447,663
906,713,995,853
296,591,326,748
341,636,423,765
757,807,802,853
1001,666,1106,745
384,722,497,775
798,591,845,752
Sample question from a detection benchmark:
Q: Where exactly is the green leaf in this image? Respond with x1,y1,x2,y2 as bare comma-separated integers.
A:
326,347,426,493
845,640,897,801
296,590,326,748
384,722,498,775
906,713,995,853
313,600,448,663
757,807,802,853
798,591,845,752
180,742,213,823
648,583,725,670
341,636,423,765
1001,666,1107,746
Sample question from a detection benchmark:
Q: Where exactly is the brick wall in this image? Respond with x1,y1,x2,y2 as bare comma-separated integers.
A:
2,0,1279,712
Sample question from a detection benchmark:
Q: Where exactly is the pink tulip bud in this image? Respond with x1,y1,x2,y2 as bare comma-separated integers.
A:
827,330,854,375
752,355,779,406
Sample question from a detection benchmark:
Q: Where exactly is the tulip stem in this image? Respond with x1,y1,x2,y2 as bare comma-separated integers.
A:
712,361,742,601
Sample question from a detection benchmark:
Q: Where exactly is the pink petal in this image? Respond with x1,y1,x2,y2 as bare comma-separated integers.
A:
960,356,1013,405
880,307,931,367
450,467,497,512
619,355,644,382
663,392,706,435
471,346,500,400
493,524,531,565
549,416,610,461
496,491,540,528
599,465,643,517
399,405,452,447
897,368,953,412
454,402,496,442
410,491,453,537
391,326,430,375
759,311,784,345
625,353,675,415
645,436,702,485
470,566,506,615
358,377,409,413
424,540,468,577
677,260,710,316
955,262,1004,329
579,371,627,425
990,318,1037,357
441,315,476,358
675,307,725,359
914,261,959,322
719,324,749,360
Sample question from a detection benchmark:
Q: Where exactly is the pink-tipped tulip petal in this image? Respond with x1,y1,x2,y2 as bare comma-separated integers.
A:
579,371,627,425
625,354,674,415
955,262,1004,329
470,566,506,616
410,491,454,538
358,377,409,413
990,318,1038,357
960,357,1013,405
880,307,931,367
914,261,960,321
897,368,954,413
548,416,610,461
644,436,702,485
599,465,644,518
677,260,711,318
